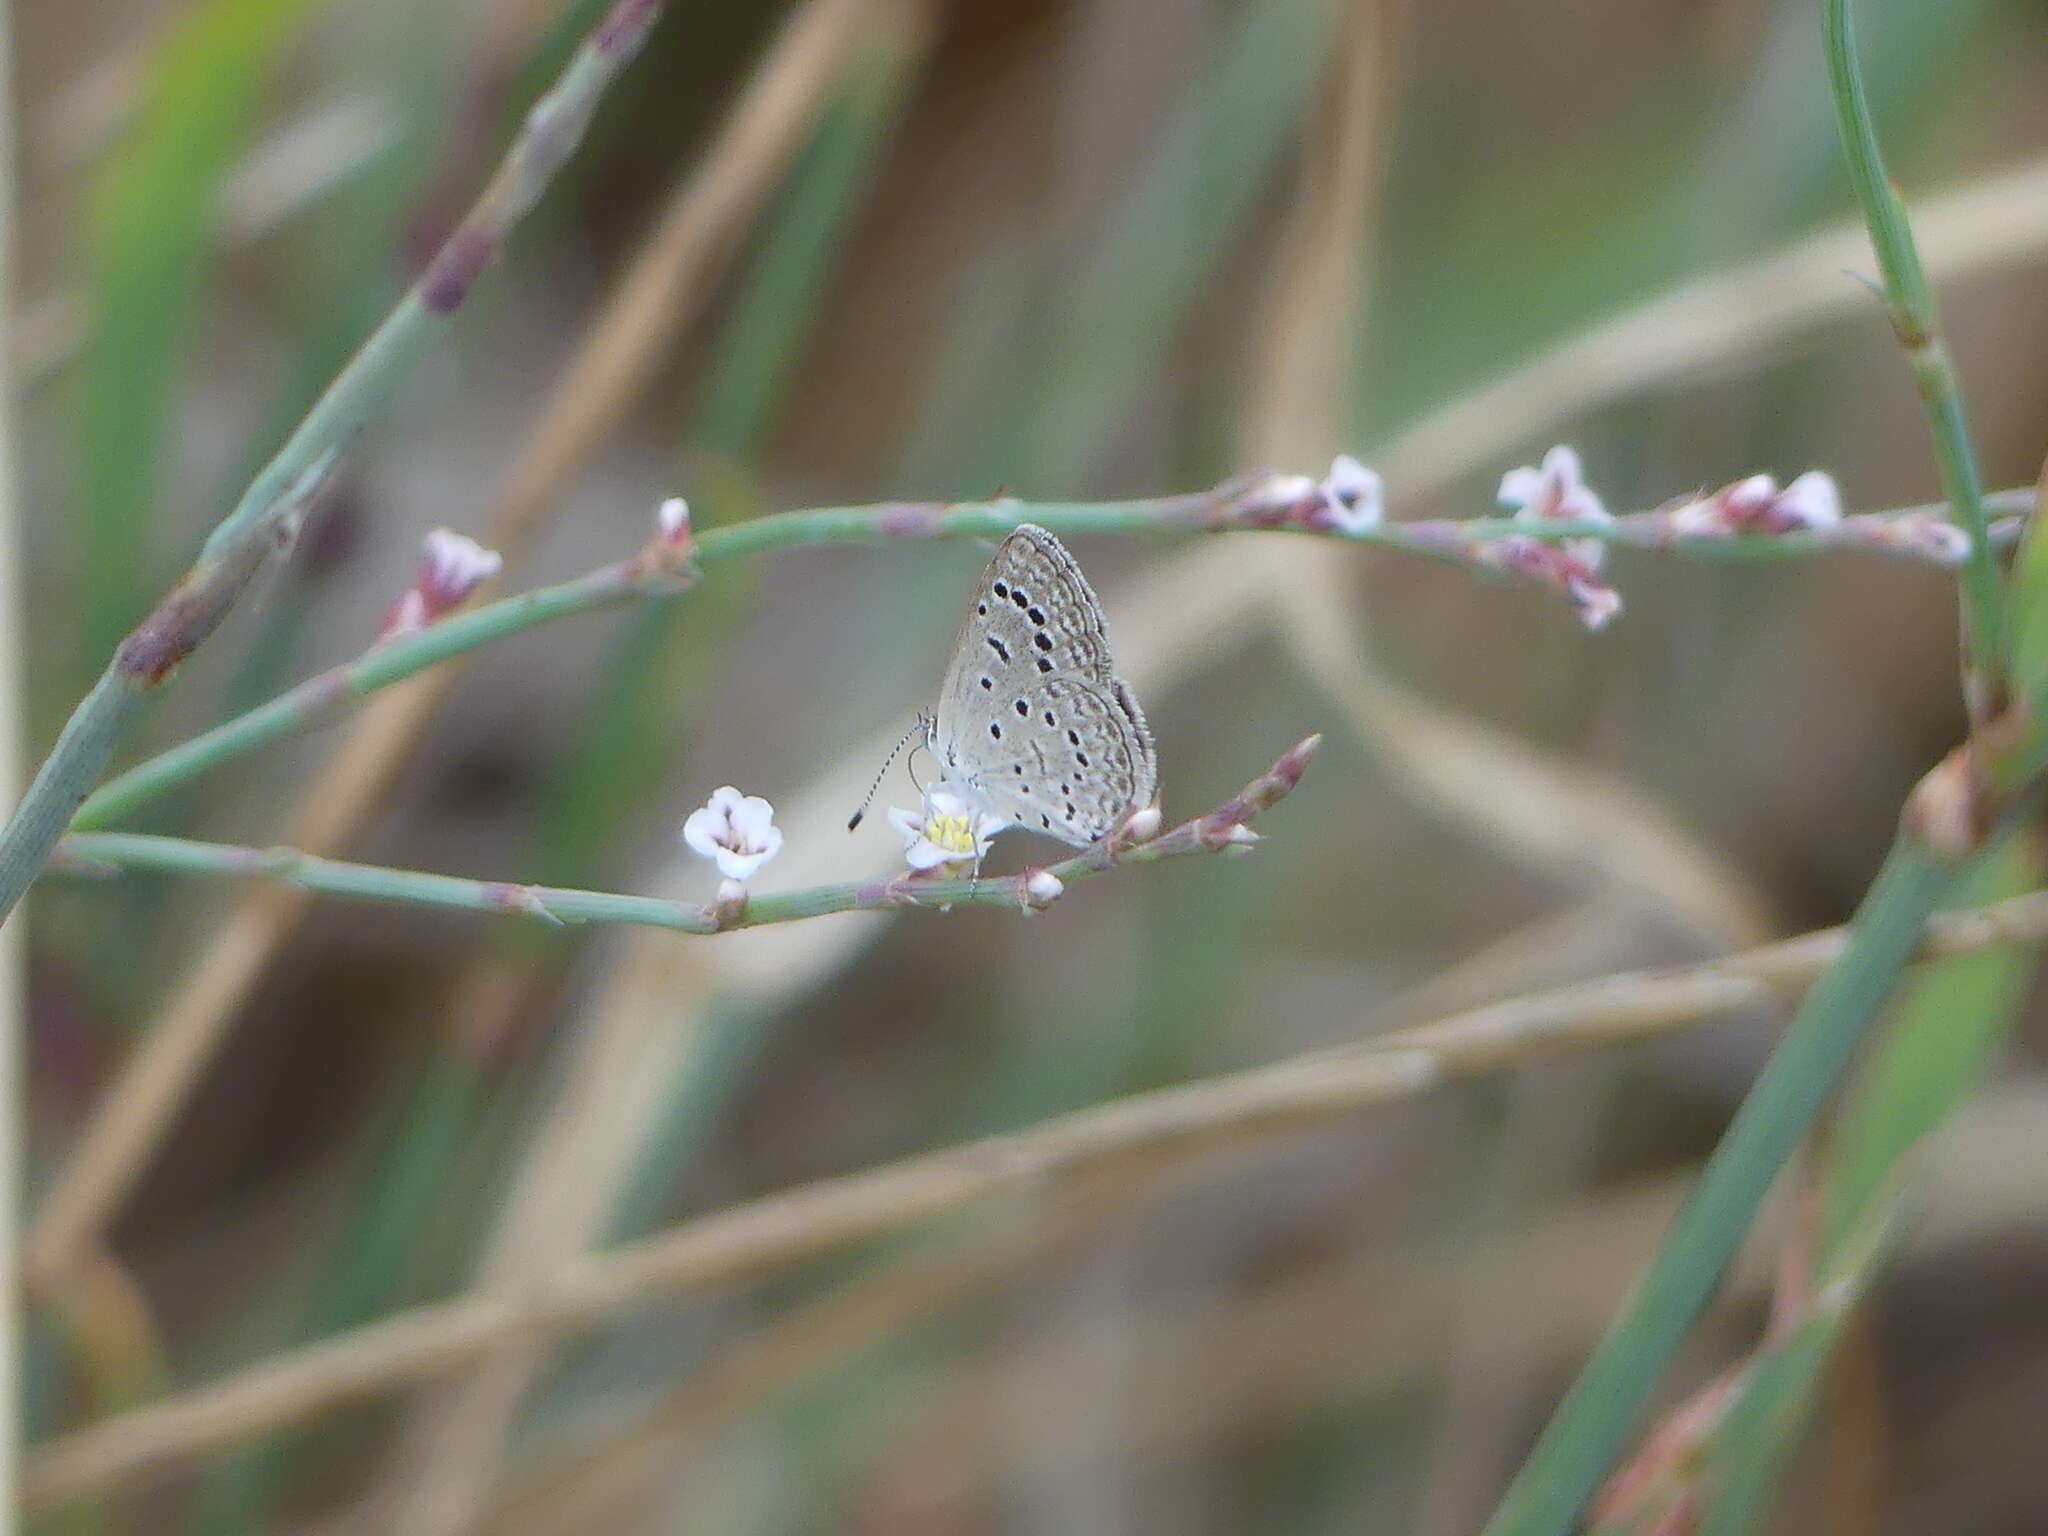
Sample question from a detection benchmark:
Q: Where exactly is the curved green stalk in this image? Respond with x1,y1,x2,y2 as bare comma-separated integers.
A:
1480,837,1962,1536
70,487,2032,834
0,0,664,923
57,735,1317,934
1824,0,2006,699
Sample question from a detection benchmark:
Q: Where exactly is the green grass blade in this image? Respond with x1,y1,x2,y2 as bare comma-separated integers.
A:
1695,844,2040,1531
1481,839,1958,1536
66,0,325,694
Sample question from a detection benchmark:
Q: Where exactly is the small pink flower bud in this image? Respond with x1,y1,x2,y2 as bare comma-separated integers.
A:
1261,473,1320,508
381,529,502,639
658,496,692,545
1880,514,1972,565
1221,823,1261,846
1479,536,1625,631
1671,470,1843,539
1121,806,1164,843
1498,445,1611,571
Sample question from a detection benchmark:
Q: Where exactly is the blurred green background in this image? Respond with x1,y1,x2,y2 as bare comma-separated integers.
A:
13,0,2048,1530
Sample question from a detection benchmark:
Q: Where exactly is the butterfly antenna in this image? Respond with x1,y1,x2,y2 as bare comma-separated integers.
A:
847,716,929,832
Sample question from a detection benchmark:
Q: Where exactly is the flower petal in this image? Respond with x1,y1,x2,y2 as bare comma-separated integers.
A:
1776,471,1841,529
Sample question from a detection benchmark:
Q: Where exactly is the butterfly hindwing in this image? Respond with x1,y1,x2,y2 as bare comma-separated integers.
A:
931,525,1157,846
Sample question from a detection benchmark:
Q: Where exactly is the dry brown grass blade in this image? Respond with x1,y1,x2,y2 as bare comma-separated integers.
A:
1242,0,1404,468
373,7,932,1531
24,887,2048,1510
1239,0,1764,954
1277,557,1770,943
397,15,1397,1520
477,1168,1174,1536
24,0,882,1296
480,1202,1105,1535
1375,152,2048,496
0,10,21,1514
738,1088,2047,1512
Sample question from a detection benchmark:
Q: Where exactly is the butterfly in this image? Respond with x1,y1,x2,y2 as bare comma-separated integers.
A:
925,523,1158,844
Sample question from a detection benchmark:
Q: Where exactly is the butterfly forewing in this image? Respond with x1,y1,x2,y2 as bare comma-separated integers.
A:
932,525,1157,844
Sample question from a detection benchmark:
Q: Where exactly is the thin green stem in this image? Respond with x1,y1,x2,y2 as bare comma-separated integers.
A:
1480,836,1964,1536
70,486,2034,833
0,0,663,923
1824,0,2006,699
57,735,1318,935
72,560,675,830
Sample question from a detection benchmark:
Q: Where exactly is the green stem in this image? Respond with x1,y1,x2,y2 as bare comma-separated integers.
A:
0,0,663,923
73,561,671,830
57,735,1317,934
1823,0,2006,697
69,487,2034,833
1480,836,1963,1536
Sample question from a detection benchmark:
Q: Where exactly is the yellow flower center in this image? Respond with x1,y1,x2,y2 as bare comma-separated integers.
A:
927,811,978,857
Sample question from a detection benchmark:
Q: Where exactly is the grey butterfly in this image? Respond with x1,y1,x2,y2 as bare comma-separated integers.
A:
927,524,1158,843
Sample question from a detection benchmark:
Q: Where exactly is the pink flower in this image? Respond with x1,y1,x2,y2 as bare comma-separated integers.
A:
380,529,502,639
1481,446,1621,629
1499,445,1611,569
682,787,783,882
1670,471,1842,537
1481,538,1624,631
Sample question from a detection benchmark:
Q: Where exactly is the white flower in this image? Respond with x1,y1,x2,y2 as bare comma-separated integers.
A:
1499,444,1610,570
887,783,1009,872
657,496,691,543
682,786,783,882
422,529,502,601
1317,454,1383,534
382,529,502,639
1774,471,1842,530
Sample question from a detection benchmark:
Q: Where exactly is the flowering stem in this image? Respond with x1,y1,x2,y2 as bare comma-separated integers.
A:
1824,0,2007,708
59,737,1318,932
0,0,663,924
69,487,2034,834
